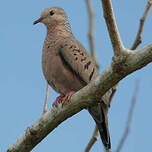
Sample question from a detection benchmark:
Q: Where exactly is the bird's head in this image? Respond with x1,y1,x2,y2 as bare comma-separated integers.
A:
33,7,69,28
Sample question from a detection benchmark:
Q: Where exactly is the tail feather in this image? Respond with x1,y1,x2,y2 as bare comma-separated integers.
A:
88,102,111,150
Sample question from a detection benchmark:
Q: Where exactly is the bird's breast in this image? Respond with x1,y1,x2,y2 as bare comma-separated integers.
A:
42,45,84,95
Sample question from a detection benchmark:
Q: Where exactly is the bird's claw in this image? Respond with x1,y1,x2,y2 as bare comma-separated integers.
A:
61,91,75,105
52,95,64,107
52,91,75,107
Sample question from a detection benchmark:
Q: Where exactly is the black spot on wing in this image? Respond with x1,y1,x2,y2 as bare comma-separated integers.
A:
75,57,78,60
89,68,95,81
59,51,87,86
84,61,91,70
81,57,87,62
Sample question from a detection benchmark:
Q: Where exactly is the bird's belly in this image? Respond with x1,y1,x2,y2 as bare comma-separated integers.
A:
42,52,84,95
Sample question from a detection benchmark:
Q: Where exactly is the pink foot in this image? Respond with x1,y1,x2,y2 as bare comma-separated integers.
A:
52,91,75,107
52,95,64,107
62,91,75,105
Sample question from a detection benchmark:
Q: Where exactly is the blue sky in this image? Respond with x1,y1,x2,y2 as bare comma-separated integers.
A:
1,0,152,152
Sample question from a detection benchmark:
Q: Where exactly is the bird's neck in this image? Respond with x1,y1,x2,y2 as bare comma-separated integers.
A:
46,24,73,41
44,25,73,47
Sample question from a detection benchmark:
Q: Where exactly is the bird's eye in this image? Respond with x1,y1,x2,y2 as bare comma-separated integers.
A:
49,10,55,16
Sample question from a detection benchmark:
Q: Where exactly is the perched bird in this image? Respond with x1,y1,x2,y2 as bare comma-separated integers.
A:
34,7,112,150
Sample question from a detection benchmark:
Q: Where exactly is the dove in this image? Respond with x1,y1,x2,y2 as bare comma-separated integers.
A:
34,7,112,150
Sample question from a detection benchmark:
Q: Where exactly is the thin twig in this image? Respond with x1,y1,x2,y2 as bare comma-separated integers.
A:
131,0,152,50
86,0,99,68
116,81,139,152
84,125,99,152
43,82,50,114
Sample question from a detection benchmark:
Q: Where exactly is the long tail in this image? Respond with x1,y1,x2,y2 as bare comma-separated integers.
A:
88,102,111,150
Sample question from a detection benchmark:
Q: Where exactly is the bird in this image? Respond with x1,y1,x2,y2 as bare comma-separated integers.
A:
34,7,112,150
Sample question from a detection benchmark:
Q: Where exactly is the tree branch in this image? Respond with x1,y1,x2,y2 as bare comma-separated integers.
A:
116,81,139,152
131,0,152,50
6,43,152,152
43,82,50,114
84,125,98,152
101,0,125,55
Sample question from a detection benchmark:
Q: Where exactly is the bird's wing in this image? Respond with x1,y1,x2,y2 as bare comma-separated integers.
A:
59,38,98,84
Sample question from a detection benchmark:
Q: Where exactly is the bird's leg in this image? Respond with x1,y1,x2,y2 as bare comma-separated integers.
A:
61,91,75,105
52,95,64,107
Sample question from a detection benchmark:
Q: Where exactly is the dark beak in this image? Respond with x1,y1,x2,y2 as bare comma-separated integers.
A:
33,17,43,25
